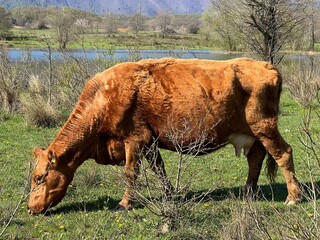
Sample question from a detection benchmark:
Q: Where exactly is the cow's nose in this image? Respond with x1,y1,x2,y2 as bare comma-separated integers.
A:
27,206,42,215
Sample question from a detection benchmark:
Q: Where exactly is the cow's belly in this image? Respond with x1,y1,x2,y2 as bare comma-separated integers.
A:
146,108,255,156
157,133,255,157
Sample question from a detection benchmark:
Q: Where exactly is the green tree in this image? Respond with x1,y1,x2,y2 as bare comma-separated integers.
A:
0,6,11,39
11,6,48,28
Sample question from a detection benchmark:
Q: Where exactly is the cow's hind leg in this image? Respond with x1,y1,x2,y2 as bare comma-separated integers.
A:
244,140,266,196
145,149,174,195
251,121,301,204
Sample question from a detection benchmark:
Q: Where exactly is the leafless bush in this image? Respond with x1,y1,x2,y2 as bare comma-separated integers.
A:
0,43,133,123
220,193,320,240
282,57,320,108
42,43,121,112
133,118,218,232
297,106,320,235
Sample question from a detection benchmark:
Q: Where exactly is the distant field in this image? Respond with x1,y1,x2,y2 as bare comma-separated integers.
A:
1,28,215,50
0,89,319,239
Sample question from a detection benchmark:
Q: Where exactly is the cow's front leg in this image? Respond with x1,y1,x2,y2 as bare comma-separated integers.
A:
118,140,141,210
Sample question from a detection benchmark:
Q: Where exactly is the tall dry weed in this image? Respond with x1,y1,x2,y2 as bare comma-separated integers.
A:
20,75,59,127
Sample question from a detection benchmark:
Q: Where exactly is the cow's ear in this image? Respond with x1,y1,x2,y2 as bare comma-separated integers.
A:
33,147,45,159
48,150,57,164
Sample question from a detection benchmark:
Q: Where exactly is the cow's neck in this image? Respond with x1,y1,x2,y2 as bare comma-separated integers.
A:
49,79,101,169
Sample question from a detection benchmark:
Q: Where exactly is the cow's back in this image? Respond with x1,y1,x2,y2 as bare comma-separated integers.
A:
134,58,281,149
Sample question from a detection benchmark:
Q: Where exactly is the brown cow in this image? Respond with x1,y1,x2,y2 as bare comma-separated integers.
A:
28,58,301,214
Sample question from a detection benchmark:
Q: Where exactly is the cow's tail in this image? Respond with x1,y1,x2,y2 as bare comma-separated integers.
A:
266,153,278,183
265,64,281,183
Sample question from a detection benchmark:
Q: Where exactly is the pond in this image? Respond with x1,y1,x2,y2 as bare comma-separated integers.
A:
7,49,242,61
7,48,319,65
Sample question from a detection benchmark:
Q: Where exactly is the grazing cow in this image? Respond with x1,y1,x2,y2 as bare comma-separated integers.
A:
28,58,301,214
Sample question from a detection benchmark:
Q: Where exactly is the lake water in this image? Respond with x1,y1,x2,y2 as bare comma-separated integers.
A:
7,49,318,64
8,49,243,61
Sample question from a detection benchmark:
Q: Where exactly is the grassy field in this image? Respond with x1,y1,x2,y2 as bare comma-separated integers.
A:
0,88,319,239
1,28,215,50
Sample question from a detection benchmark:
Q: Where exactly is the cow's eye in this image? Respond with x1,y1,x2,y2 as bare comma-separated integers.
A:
34,175,44,185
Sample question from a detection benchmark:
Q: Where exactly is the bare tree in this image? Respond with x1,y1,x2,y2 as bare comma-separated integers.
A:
303,0,320,51
129,13,145,34
283,57,320,108
47,8,77,49
155,10,173,37
209,0,306,65
103,13,120,35
202,5,238,50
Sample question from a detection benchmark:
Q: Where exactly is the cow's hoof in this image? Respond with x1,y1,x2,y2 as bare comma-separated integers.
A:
285,196,300,205
116,204,133,211
117,200,133,211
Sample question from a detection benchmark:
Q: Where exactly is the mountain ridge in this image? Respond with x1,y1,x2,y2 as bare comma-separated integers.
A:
0,0,210,15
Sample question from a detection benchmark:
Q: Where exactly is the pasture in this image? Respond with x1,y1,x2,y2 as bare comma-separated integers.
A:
0,88,319,239
3,28,215,50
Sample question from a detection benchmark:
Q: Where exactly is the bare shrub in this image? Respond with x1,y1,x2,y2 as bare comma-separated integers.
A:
297,105,320,236
220,194,320,240
282,57,320,108
0,43,126,120
220,198,269,240
48,47,120,112
133,118,218,232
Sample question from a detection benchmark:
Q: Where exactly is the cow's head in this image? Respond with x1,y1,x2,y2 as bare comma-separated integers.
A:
28,147,74,215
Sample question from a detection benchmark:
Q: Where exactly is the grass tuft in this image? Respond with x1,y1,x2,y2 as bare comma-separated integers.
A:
20,75,60,127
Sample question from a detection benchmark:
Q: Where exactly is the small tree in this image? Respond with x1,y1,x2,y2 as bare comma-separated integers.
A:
129,13,145,34
11,6,48,28
103,13,119,35
202,6,238,51
303,0,320,51
47,8,76,49
156,10,173,37
0,7,11,39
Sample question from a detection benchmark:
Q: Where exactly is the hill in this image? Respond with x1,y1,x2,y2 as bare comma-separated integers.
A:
0,0,210,15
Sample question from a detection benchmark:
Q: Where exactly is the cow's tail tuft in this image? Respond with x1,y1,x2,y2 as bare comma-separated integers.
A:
266,153,278,183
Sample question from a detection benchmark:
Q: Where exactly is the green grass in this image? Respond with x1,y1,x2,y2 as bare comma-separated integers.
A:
1,28,215,50
0,90,319,239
